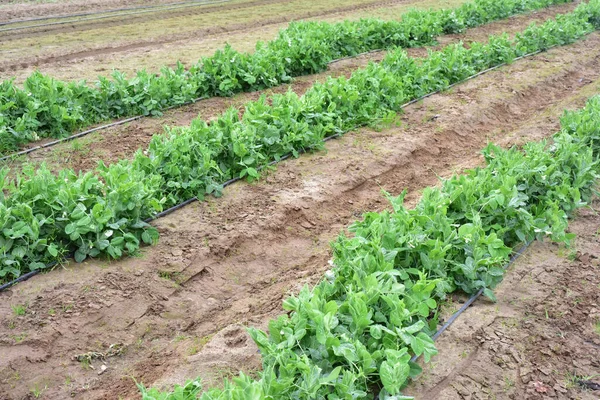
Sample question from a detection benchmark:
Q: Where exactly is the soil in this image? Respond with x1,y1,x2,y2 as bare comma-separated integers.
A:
9,1,580,174
1,22,600,399
0,0,180,22
0,0,415,76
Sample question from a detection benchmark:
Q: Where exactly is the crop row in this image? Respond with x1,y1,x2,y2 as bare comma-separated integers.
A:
0,2,598,284
0,0,573,153
138,87,600,400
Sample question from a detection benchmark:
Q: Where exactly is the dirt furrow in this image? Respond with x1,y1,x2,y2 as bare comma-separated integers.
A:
0,0,412,69
1,32,599,400
0,0,292,40
0,0,189,22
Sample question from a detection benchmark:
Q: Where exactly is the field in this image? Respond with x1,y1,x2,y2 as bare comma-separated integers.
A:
1,0,600,399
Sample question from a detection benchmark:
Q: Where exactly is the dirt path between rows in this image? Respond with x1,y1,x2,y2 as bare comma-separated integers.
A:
406,201,600,400
0,0,189,22
1,29,599,399
10,1,579,175
0,0,407,72
1,0,290,41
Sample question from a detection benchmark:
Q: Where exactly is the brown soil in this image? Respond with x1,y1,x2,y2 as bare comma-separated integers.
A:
1,0,296,41
406,202,600,400
0,0,180,22
12,1,579,174
0,0,410,72
1,28,600,400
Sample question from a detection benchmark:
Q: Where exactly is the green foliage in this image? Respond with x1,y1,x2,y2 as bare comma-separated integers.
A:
0,0,573,153
138,380,202,400
141,95,600,400
1,0,599,284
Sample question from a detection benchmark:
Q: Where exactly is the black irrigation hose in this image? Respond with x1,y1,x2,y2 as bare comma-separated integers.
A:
0,46,560,292
0,0,233,33
0,269,41,291
0,0,233,27
0,47,550,162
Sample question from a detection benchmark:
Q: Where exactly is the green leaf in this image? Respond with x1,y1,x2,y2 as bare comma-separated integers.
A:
74,249,87,263
380,359,410,394
322,366,341,383
483,288,497,302
140,231,150,244
65,224,76,235
47,244,58,257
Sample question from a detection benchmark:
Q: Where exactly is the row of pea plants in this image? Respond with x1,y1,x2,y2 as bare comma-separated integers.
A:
0,0,574,153
138,94,600,400
0,1,598,284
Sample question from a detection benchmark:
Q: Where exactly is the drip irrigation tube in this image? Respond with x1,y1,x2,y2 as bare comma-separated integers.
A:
0,0,233,27
0,269,40,291
0,47,549,162
0,47,554,292
0,0,233,33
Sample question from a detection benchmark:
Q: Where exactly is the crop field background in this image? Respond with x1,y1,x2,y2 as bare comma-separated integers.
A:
1,0,600,399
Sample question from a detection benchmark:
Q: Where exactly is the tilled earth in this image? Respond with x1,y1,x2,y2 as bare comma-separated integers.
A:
2,1,600,399
1,27,600,398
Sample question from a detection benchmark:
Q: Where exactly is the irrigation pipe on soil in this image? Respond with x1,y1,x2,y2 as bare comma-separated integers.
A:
0,46,549,162
0,46,556,292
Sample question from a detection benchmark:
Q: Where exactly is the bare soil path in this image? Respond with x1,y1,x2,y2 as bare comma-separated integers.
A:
0,0,196,22
0,0,457,83
1,30,600,399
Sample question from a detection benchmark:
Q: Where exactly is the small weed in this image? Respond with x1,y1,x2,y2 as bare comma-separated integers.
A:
81,285,93,293
188,335,212,356
173,333,189,343
48,308,56,316
11,333,27,343
30,384,47,399
503,376,515,391
80,358,91,370
8,371,21,382
158,270,183,285
71,140,82,152
593,320,600,336
11,304,26,316
61,304,74,313
564,371,597,389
